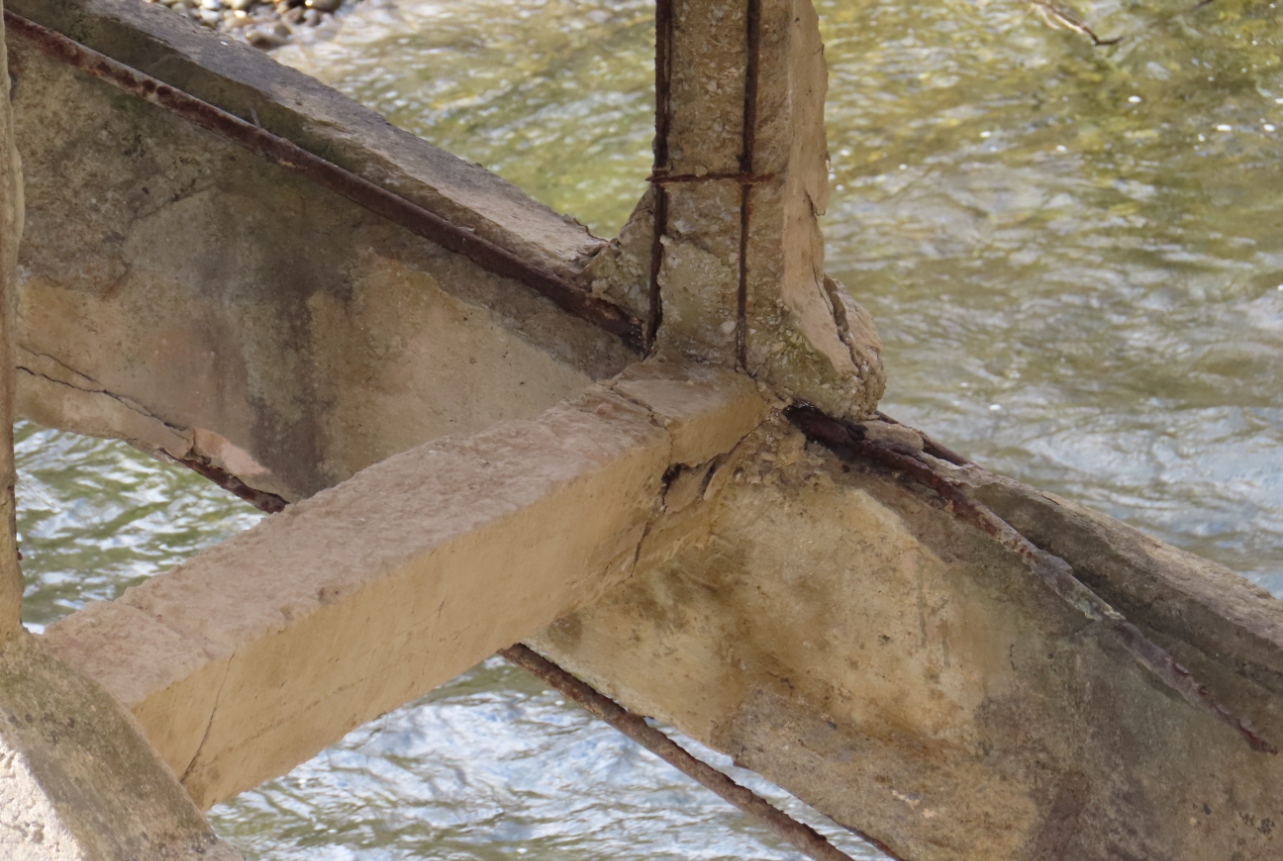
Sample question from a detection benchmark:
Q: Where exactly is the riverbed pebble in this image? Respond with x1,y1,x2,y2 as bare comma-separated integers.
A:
141,0,352,49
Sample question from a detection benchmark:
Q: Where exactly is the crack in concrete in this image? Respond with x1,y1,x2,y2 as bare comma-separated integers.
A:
179,656,232,786
602,384,671,437
787,403,1279,755
819,275,861,378
16,353,288,511
16,352,188,436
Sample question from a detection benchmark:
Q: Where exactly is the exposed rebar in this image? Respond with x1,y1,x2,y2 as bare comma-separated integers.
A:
736,0,763,370
646,0,677,351
786,403,1278,756
500,643,901,861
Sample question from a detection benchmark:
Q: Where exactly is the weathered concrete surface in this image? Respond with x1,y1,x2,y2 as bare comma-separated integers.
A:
42,360,769,809
0,10,244,855
529,417,1283,861
968,467,1283,749
11,4,1283,859
6,0,604,281
0,2,21,636
0,634,246,861
744,0,886,420
6,7,635,502
604,0,885,419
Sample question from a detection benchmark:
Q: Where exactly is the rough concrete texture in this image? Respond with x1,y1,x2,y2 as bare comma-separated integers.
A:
12,3,1283,857
581,187,656,320
967,467,1283,746
618,0,884,418
7,30,634,501
6,0,604,279
0,7,21,637
655,180,743,358
667,0,747,175
529,417,1283,861
0,633,244,860
43,360,769,809
743,0,885,420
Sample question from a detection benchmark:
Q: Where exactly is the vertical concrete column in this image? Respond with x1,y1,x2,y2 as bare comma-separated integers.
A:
649,0,885,420
0,3,24,638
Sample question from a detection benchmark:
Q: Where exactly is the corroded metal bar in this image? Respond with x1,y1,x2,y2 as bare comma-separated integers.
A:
3,11,645,351
735,0,762,366
786,403,1278,756
646,0,676,349
178,455,288,515
500,643,896,861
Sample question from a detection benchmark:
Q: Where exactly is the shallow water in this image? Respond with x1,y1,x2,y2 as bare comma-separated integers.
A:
15,0,1283,857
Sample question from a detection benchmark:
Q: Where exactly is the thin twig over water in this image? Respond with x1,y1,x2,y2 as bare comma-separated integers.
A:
1026,0,1223,48
1028,1,1123,46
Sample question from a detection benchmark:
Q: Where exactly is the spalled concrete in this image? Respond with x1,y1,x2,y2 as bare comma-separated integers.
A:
606,0,885,419
42,360,769,809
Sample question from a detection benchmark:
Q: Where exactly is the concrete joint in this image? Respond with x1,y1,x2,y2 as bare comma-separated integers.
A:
42,358,770,809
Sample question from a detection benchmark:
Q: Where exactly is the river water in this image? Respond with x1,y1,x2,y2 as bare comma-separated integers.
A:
15,0,1283,858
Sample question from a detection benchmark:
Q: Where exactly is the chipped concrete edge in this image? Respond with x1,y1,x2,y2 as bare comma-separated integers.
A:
0,633,244,860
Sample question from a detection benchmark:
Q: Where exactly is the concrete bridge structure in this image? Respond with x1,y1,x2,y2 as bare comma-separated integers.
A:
0,1,1280,859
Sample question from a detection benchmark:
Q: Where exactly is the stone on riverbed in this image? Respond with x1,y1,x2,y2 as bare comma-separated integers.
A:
141,0,350,48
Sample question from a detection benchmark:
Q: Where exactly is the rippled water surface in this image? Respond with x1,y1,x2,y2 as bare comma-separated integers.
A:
280,0,1283,590
15,0,1283,858
15,433,879,861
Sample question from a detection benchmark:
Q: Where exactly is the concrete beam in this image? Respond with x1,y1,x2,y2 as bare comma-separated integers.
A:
530,416,1283,861
5,4,637,503
5,0,605,284
42,360,769,809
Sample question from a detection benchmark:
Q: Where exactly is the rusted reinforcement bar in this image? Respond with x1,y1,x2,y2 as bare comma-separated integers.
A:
499,643,897,861
648,171,775,185
176,454,288,514
735,0,763,369
4,11,645,352
646,0,676,350
871,410,971,467
786,403,1278,755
